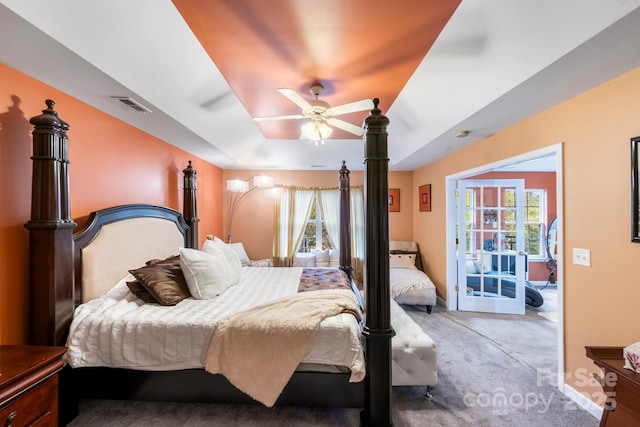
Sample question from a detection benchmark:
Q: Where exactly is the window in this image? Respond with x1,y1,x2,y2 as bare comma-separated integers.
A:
462,186,546,258
299,196,333,252
504,189,546,258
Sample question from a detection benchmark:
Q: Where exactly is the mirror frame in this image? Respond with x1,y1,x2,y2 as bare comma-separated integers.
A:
546,217,558,262
632,136,640,242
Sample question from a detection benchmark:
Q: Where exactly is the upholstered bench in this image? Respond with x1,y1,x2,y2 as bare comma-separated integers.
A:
390,298,437,396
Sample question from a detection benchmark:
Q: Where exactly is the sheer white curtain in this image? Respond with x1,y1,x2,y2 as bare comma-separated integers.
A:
273,187,315,266
316,186,365,284
317,188,340,249
350,187,365,284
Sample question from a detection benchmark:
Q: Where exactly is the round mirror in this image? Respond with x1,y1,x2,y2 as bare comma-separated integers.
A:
546,217,558,262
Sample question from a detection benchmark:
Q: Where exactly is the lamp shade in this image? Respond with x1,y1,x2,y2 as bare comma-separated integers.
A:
253,174,275,188
227,178,249,193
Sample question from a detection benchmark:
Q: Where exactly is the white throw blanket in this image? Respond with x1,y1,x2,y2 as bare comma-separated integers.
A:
204,289,362,407
390,268,435,298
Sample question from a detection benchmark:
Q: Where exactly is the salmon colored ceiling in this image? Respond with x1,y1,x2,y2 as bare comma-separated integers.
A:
173,0,461,140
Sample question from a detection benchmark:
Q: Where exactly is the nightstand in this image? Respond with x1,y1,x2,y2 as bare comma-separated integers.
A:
0,345,66,426
586,346,640,427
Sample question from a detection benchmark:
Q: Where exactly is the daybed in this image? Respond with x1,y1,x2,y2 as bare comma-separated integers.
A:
389,241,437,313
26,99,395,426
464,259,544,307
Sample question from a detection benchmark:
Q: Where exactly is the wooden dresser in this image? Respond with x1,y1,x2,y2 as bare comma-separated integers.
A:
0,345,66,427
586,346,640,427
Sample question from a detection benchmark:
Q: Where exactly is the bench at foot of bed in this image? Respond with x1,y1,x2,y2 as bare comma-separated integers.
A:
390,299,437,396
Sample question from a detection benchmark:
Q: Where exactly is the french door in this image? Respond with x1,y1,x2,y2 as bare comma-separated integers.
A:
456,179,526,314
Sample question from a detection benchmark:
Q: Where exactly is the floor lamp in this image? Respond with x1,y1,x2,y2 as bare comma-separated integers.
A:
226,174,276,243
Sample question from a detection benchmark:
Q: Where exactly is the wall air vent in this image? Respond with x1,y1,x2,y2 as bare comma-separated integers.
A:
111,96,152,114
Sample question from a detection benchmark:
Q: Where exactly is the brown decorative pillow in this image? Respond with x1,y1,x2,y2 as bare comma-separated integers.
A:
126,280,158,304
128,255,191,305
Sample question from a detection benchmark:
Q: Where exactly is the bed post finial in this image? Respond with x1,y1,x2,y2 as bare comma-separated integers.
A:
361,98,393,427
183,160,199,248
26,99,76,346
338,161,353,280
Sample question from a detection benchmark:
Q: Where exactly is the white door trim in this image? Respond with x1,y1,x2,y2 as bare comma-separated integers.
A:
445,143,565,389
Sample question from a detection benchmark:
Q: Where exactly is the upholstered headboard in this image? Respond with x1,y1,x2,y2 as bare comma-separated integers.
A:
73,205,191,305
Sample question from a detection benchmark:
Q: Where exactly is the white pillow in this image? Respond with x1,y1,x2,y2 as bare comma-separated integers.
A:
315,248,330,267
179,247,230,299
229,242,251,266
474,260,490,273
389,253,417,269
465,259,490,274
202,239,242,285
293,253,316,267
465,260,478,274
329,249,340,267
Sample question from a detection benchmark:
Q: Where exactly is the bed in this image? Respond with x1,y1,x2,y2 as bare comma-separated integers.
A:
464,259,544,307
389,241,437,313
26,99,394,426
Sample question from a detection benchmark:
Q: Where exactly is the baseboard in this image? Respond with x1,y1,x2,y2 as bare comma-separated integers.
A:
563,382,602,420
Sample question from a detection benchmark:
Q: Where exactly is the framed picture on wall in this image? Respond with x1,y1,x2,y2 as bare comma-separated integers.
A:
419,184,431,212
389,188,400,212
632,136,640,242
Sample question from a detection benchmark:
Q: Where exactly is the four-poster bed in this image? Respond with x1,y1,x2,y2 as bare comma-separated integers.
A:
26,99,394,426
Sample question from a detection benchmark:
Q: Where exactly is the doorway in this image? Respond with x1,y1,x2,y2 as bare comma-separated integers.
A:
445,143,564,389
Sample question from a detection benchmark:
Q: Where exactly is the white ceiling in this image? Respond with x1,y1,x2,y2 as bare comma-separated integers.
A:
1,0,640,171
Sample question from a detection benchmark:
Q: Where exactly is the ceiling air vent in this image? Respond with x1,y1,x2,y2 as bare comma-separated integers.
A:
111,96,152,114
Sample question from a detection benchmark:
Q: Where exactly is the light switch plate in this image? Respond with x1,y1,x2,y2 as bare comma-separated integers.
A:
572,248,590,266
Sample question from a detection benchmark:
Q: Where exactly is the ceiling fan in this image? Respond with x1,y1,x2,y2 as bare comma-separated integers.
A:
253,83,374,144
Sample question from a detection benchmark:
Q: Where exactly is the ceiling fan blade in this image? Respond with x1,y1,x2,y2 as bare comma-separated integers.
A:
327,99,374,116
278,88,312,110
253,114,306,122
327,118,365,136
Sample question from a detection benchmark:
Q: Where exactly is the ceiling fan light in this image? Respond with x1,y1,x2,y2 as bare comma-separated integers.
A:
319,123,332,139
301,122,318,140
301,121,333,143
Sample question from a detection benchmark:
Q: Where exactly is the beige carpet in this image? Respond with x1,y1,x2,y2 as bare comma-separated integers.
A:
67,288,598,427
536,286,558,323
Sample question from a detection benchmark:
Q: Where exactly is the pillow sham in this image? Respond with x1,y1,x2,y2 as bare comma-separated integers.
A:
329,249,340,268
465,260,478,274
474,260,490,273
229,242,251,266
293,253,316,267
126,280,158,304
128,255,191,305
203,238,242,285
389,253,417,269
314,248,330,267
465,259,491,274
179,247,231,299
390,249,423,271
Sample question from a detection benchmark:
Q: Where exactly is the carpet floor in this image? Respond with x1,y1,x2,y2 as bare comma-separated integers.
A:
66,290,599,426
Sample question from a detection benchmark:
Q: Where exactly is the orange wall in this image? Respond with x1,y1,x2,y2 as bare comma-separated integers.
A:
221,169,413,260
413,66,640,401
0,63,223,344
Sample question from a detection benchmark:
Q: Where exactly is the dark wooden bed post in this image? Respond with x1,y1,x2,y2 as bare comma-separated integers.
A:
361,98,394,427
182,160,199,249
25,99,76,346
338,160,353,281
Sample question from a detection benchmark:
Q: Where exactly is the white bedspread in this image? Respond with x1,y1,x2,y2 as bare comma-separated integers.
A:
65,266,365,382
